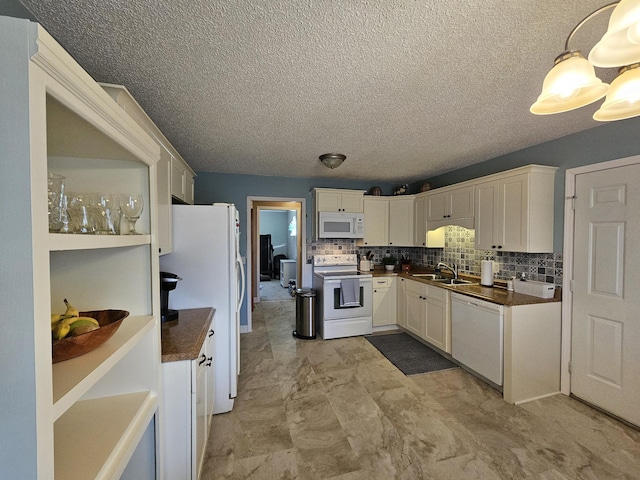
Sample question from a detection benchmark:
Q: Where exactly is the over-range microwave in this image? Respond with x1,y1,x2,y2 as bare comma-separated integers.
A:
318,211,365,239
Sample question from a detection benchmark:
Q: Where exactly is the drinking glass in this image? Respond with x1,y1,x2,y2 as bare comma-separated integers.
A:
120,194,144,235
47,173,65,232
67,193,97,234
94,193,120,235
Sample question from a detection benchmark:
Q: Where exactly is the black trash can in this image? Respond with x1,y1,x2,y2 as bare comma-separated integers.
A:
293,288,316,339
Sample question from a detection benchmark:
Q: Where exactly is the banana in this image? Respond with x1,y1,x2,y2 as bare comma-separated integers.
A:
63,299,80,318
51,315,98,331
71,316,99,327
63,298,80,318
53,322,71,341
51,314,74,326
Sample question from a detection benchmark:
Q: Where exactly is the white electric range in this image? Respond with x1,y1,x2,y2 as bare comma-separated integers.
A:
312,254,373,340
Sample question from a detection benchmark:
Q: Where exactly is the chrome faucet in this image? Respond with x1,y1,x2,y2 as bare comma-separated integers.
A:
436,262,458,279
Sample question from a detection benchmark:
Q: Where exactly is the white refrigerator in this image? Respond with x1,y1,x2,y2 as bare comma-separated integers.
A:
160,203,245,414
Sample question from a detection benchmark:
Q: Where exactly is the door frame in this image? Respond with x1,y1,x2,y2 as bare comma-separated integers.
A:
561,154,640,395
245,196,306,333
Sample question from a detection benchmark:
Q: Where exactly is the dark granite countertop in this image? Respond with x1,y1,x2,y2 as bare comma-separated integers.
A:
369,268,561,306
161,307,215,362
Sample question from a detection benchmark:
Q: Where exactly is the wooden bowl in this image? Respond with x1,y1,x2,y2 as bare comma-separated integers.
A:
52,309,129,363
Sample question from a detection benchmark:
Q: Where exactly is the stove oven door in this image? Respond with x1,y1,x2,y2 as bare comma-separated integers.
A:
322,277,373,320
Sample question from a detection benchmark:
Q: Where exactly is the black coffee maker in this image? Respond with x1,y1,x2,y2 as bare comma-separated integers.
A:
160,272,181,322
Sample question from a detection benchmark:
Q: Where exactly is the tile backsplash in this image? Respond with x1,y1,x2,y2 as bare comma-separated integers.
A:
307,225,562,285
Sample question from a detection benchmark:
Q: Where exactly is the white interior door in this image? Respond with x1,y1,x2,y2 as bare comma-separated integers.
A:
571,163,640,426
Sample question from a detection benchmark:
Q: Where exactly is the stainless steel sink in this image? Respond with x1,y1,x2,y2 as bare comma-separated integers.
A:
410,273,446,280
431,278,476,285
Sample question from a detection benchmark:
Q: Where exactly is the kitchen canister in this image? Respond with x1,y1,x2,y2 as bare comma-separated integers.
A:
480,260,494,287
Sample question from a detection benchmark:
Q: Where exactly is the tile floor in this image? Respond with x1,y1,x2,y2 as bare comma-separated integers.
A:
259,280,293,301
202,299,640,479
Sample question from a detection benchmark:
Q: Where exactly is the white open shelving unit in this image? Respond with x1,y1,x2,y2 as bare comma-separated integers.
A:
1,16,162,479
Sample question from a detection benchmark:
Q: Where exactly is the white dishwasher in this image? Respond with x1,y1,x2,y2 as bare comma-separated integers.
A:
451,292,504,386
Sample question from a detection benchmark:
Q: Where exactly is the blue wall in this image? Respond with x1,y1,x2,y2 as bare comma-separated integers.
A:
410,117,640,252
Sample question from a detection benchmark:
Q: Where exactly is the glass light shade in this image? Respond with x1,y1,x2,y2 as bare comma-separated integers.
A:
319,153,346,169
589,0,640,68
530,54,609,114
593,64,640,120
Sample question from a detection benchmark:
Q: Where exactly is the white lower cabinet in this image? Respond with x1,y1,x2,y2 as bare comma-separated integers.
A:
403,279,451,353
372,277,397,327
396,277,407,328
162,319,215,480
503,302,561,404
424,286,450,353
405,280,426,338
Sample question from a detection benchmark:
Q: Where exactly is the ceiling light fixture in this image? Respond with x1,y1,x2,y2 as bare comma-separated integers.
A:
319,153,346,169
531,0,640,121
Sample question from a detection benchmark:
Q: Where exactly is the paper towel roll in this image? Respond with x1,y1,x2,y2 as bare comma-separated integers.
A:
481,260,494,286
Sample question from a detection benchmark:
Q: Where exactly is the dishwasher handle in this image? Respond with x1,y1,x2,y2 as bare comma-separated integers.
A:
451,292,503,314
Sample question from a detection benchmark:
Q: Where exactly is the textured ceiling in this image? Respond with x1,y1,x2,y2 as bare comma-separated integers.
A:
15,0,620,182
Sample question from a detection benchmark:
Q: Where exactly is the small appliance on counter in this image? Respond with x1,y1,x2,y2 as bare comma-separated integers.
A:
160,271,181,322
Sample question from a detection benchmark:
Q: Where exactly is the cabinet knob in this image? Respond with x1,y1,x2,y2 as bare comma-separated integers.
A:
209,329,215,337
198,353,207,365
159,247,162,253
492,245,496,249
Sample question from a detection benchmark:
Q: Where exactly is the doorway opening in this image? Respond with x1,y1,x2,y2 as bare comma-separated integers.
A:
246,197,305,332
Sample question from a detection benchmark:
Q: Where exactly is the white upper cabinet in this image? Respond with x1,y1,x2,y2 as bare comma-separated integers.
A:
1,17,161,479
474,166,557,253
314,188,365,212
426,185,475,229
171,155,196,205
388,196,414,246
360,196,415,247
414,193,445,248
361,196,389,246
